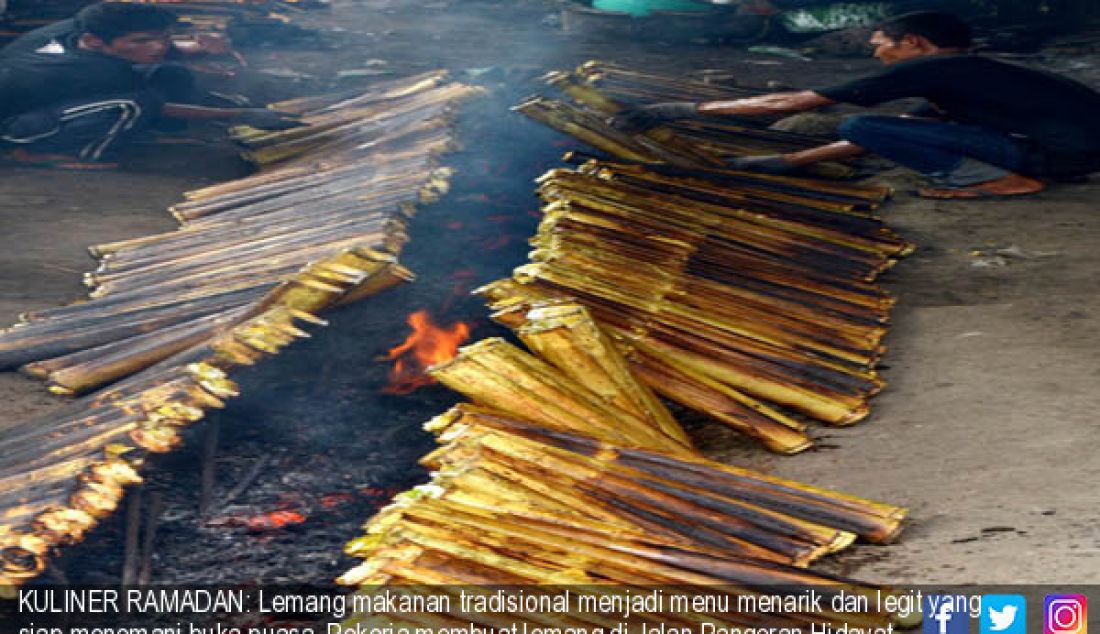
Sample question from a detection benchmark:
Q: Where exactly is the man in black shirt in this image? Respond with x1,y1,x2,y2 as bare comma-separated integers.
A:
0,2,302,168
613,12,1100,199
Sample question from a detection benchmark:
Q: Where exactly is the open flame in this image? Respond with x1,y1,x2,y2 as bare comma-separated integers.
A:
383,310,470,394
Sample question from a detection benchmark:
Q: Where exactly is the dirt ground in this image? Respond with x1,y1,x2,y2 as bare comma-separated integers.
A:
2,0,1098,584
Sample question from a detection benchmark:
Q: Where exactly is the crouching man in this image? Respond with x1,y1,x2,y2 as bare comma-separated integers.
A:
0,2,302,168
613,11,1100,199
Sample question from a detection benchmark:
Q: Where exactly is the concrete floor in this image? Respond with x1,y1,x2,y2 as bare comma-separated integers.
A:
773,179,1100,584
1,0,1098,585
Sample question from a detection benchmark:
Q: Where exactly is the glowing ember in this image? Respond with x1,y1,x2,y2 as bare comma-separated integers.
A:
383,310,470,394
247,510,306,531
320,493,355,508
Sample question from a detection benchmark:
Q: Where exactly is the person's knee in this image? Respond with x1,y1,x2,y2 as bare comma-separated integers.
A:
837,115,891,144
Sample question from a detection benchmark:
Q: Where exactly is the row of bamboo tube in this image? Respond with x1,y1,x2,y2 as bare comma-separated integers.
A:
0,71,480,396
520,62,858,176
496,66,910,454
575,60,835,155
477,160,907,454
337,303,909,631
0,249,407,590
0,72,480,588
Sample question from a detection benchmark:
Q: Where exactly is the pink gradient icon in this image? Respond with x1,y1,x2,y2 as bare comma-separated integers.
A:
1045,595,1087,634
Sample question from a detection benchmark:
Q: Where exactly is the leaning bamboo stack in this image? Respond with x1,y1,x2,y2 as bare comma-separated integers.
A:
0,249,406,590
0,71,480,396
337,304,908,630
502,65,911,453
0,72,481,589
477,159,909,454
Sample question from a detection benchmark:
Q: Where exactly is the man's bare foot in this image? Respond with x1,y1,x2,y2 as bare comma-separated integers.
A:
7,148,118,170
918,173,1044,199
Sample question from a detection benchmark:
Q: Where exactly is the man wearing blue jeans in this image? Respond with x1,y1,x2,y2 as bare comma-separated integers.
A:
613,11,1100,199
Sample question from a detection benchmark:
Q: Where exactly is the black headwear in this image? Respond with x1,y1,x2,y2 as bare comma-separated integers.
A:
75,2,178,43
879,11,973,49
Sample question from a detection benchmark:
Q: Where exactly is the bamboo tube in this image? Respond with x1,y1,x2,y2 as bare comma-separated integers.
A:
477,434,826,565
627,349,813,455
515,301,690,447
434,410,905,543
40,307,252,396
469,338,688,453
514,98,659,163
0,293,256,370
430,339,640,448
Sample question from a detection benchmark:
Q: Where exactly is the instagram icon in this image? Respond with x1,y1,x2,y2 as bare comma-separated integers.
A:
1045,595,1088,634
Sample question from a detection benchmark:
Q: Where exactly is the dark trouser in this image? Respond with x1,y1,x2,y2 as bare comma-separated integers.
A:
1,91,165,161
838,115,1030,186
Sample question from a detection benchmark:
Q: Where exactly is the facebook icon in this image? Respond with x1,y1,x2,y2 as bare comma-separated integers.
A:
924,595,972,634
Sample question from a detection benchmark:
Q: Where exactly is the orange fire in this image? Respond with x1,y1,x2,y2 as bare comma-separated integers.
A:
383,310,470,394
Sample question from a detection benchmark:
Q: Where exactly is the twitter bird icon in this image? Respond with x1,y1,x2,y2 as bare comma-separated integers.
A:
983,595,1027,634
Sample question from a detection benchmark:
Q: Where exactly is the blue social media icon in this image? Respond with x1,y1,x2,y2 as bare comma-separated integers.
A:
982,595,1027,634
925,595,971,634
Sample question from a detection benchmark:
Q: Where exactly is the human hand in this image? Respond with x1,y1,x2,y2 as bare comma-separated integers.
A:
608,102,699,132
725,154,797,175
234,108,305,130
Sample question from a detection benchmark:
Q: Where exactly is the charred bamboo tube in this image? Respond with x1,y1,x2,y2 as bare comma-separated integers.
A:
86,224,394,289
626,347,813,455
437,338,691,454
39,307,252,396
514,301,690,448
492,286,875,428
544,70,726,168
440,423,837,556
476,434,828,565
94,209,405,272
429,340,644,449
173,164,436,224
16,283,268,325
433,409,906,543
558,167,903,256
513,98,659,163
528,246,885,359
515,260,880,370
538,175,889,273
0,293,257,370
630,330,868,425
88,235,389,299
